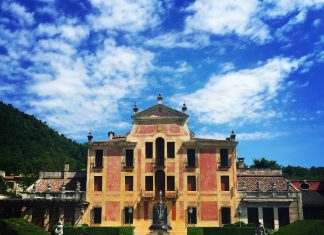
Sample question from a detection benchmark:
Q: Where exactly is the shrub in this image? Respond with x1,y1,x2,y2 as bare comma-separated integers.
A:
274,220,324,235
62,226,134,235
0,218,49,235
187,227,254,235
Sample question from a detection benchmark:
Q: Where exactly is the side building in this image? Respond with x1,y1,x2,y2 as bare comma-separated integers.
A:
84,95,239,235
237,164,303,229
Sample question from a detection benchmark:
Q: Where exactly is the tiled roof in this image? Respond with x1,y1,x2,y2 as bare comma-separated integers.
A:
302,191,324,207
237,176,296,192
95,138,127,143
26,178,86,193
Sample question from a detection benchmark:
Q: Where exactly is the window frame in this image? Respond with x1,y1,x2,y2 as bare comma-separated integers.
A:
187,175,196,191
221,176,230,191
94,176,102,191
167,142,175,158
167,176,175,191
125,176,134,191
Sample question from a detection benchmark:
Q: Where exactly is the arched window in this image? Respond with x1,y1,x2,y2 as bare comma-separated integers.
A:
155,137,165,167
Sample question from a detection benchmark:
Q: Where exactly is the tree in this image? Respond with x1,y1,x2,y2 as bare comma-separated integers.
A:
250,157,281,168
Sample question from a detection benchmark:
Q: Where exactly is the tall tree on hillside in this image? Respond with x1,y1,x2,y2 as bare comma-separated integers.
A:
250,157,281,168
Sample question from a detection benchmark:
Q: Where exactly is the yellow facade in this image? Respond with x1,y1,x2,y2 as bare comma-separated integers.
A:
84,100,238,234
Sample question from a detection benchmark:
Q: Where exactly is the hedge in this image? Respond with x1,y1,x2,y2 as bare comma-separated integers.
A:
188,227,255,235
0,218,50,235
274,220,324,235
61,226,134,235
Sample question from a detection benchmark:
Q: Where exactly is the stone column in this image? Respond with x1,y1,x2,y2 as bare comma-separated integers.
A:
59,207,64,223
258,207,263,225
274,207,279,229
44,208,50,231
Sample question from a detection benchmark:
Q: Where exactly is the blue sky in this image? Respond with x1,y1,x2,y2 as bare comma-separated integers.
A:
0,0,323,167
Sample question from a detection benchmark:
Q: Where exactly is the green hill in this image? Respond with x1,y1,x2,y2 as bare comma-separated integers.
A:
0,101,86,177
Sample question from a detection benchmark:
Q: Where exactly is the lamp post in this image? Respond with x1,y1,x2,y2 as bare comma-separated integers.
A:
188,207,193,225
238,206,242,227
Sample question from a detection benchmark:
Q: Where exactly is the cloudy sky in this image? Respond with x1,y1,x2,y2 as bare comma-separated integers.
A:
0,0,323,167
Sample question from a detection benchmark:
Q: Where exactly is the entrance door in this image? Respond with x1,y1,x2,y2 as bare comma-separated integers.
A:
156,138,165,167
247,207,259,225
155,170,165,196
278,208,290,227
263,208,274,229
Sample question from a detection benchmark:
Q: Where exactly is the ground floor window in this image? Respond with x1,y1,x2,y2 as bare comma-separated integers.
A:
187,207,197,224
221,207,231,225
124,207,133,224
93,207,102,224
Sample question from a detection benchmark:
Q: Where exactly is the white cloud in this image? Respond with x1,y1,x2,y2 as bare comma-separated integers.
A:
185,0,269,43
184,0,324,43
1,2,34,26
173,57,300,125
219,63,235,73
196,131,284,140
87,0,164,32
313,18,321,27
145,32,210,48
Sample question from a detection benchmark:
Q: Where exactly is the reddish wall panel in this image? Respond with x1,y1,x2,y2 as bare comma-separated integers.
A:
137,149,141,191
201,201,218,221
179,201,184,220
167,162,175,173
144,201,149,220
172,202,176,221
179,155,184,191
105,201,120,221
106,155,121,191
199,149,217,191
145,162,153,173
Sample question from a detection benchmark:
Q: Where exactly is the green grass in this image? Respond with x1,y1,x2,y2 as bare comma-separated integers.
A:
0,218,49,235
274,220,324,235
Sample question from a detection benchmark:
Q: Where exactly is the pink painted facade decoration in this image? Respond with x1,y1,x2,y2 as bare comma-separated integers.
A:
106,156,121,191
199,149,217,191
105,201,120,221
200,201,218,221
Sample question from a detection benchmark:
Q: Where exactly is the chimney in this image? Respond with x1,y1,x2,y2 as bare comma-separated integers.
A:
237,157,245,169
64,164,69,179
108,131,115,140
230,130,236,141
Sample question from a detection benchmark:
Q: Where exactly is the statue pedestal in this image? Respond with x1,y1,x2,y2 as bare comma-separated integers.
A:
148,232,170,235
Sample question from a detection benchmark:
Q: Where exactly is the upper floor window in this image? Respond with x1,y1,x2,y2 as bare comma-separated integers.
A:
145,176,153,191
156,137,165,167
125,149,134,167
145,142,153,158
187,176,196,191
221,176,230,191
95,150,103,168
94,176,102,191
167,142,175,158
125,176,133,191
220,149,229,167
187,149,196,167
167,176,175,191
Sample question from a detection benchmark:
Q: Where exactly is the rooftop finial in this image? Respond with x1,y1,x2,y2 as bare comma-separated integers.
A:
182,102,187,113
157,94,163,104
230,130,236,141
87,132,93,142
133,103,139,113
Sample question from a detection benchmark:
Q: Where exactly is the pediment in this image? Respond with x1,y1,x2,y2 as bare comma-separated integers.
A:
133,104,188,124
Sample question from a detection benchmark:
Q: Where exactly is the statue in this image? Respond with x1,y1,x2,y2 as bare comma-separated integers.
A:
255,222,266,235
149,191,172,232
55,221,63,235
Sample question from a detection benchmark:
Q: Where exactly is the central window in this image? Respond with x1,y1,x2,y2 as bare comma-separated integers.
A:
156,137,165,166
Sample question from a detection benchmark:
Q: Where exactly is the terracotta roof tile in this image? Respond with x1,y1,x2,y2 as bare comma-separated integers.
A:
27,178,86,193
237,176,295,192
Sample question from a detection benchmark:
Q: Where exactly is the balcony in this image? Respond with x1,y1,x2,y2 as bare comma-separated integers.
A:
165,190,178,200
153,159,166,169
121,158,134,171
239,191,298,203
90,164,103,172
184,160,197,170
217,158,232,171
